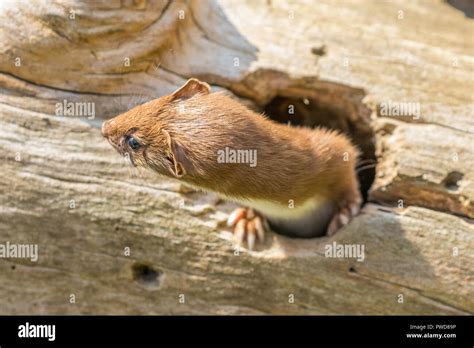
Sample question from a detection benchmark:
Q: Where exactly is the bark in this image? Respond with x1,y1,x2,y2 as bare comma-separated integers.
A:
0,0,472,314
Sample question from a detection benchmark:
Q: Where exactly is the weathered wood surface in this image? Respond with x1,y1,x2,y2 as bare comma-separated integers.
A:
0,0,473,314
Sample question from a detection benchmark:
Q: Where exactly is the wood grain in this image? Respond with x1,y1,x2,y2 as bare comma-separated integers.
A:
0,0,472,314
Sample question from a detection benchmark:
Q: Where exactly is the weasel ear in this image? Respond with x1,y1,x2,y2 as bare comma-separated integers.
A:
171,78,211,101
162,129,194,178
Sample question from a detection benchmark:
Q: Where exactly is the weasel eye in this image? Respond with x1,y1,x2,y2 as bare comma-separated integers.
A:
127,136,141,150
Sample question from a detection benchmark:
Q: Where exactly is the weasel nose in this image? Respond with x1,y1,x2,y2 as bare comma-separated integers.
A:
101,120,110,137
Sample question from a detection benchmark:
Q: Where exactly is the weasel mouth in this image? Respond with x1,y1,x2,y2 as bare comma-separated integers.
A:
124,153,135,167
106,137,135,166
106,137,123,154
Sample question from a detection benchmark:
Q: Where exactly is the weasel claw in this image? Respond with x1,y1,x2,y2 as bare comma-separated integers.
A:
326,193,362,236
228,208,267,250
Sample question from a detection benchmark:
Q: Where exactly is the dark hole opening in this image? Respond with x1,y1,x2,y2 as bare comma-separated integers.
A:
447,0,474,18
263,94,376,202
131,263,162,289
442,171,463,191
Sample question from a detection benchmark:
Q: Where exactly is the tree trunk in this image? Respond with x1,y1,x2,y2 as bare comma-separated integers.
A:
0,0,472,314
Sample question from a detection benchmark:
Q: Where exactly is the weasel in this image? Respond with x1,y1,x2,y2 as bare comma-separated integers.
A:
101,78,362,249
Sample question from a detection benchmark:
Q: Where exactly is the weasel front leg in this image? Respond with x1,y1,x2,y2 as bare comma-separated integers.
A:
227,207,269,250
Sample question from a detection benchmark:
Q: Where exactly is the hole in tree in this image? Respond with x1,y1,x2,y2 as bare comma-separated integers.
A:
447,0,474,19
442,171,463,191
131,263,163,290
263,89,376,203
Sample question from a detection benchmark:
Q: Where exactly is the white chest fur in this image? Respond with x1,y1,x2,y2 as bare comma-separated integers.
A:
228,194,330,221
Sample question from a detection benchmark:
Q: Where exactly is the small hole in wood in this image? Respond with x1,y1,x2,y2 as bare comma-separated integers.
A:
131,263,163,290
442,171,463,191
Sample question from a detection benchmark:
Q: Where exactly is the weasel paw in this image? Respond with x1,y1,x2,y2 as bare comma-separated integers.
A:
326,195,362,236
227,208,268,250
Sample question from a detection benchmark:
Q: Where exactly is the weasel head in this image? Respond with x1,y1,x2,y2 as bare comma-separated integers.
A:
101,78,210,178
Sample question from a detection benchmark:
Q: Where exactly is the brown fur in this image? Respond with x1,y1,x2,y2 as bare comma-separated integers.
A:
102,79,361,237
